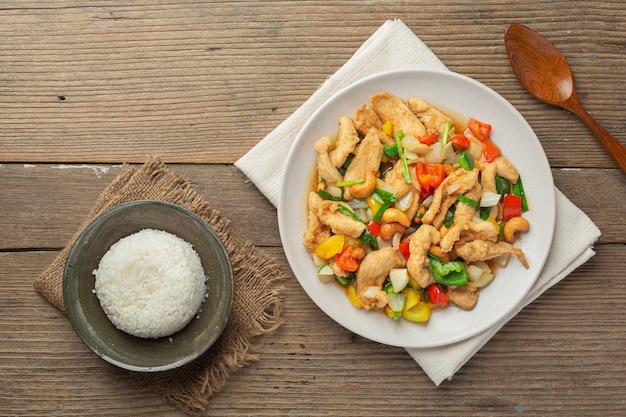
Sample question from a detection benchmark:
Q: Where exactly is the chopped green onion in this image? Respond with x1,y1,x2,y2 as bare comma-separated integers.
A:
336,274,353,287
370,191,385,205
479,206,491,220
359,229,379,250
372,199,392,222
383,281,395,294
495,175,510,197
339,154,353,175
383,143,399,158
457,149,474,170
512,175,529,212
337,179,365,187
317,264,333,274
316,189,341,201
457,194,478,209
441,121,451,147
337,204,363,223
373,188,398,203
395,130,412,184
443,207,455,227
370,188,398,222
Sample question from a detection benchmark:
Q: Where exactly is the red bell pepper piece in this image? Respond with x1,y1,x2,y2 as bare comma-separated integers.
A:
483,139,501,163
502,194,522,221
336,246,359,272
426,284,449,307
418,132,438,145
416,162,446,193
468,118,492,141
367,221,381,237
450,133,470,149
398,241,410,260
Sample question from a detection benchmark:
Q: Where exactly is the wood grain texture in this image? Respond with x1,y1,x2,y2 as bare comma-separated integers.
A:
1,1,624,166
1,164,624,248
1,1,625,415
1,247,625,416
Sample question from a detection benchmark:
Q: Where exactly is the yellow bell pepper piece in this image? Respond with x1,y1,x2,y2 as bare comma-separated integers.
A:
366,196,382,216
346,284,362,309
315,234,345,260
408,275,420,290
402,288,431,322
382,120,393,137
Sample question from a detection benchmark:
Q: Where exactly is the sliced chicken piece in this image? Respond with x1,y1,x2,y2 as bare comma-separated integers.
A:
454,239,529,269
384,159,413,198
314,136,343,184
407,97,454,137
343,128,383,200
307,192,365,239
447,284,479,310
406,225,440,288
480,162,497,194
329,116,360,168
429,196,457,229
494,155,519,183
450,183,482,225
439,221,499,253
370,92,426,139
302,200,331,252
353,105,382,137
422,168,479,225
356,247,403,310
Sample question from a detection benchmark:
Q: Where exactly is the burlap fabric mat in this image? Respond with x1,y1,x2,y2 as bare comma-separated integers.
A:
34,156,286,414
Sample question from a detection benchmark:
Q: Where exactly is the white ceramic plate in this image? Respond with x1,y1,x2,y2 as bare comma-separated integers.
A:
278,69,555,348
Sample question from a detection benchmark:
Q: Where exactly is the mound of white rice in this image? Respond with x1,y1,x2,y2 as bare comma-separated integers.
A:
93,228,207,339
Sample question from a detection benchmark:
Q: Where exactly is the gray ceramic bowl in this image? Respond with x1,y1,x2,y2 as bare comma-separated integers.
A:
63,200,233,372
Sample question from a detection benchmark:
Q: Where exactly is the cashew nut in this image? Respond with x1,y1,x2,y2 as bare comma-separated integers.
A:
379,222,407,241
503,216,530,243
382,208,411,227
349,171,377,199
352,246,366,260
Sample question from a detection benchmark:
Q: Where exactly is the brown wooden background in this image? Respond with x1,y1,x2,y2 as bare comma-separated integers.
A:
1,1,625,416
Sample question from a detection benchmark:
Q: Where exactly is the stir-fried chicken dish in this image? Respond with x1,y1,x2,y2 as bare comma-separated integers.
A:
303,92,530,323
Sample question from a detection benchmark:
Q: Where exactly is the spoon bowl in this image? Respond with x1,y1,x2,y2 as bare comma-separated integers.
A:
504,23,626,173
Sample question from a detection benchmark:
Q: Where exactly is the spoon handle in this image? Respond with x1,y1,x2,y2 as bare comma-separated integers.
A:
566,99,626,174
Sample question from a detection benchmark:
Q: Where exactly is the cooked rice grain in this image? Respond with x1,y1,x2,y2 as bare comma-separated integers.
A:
93,229,207,338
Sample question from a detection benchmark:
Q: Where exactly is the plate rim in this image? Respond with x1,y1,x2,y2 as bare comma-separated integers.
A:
278,68,556,348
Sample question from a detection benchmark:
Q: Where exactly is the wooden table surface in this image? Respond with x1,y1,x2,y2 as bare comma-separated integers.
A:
1,1,625,416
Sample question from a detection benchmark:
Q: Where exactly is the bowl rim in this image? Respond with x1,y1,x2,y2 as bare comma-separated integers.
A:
63,199,234,372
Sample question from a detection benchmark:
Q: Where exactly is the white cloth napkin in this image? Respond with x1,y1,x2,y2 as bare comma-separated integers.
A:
235,19,600,385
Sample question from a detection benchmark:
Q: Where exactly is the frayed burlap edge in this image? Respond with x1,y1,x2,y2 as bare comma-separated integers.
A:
34,156,287,414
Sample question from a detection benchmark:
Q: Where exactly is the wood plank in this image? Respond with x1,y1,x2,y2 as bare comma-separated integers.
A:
1,164,623,250
0,1,623,167
0,163,279,250
1,245,624,416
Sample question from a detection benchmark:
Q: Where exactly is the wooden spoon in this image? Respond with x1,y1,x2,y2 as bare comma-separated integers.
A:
504,23,626,174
